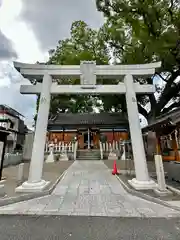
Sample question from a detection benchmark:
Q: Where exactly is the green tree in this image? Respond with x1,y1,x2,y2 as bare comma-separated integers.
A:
35,20,129,122
34,20,110,122
96,0,180,121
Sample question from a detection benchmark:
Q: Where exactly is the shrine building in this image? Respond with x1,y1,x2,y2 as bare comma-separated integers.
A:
47,112,129,149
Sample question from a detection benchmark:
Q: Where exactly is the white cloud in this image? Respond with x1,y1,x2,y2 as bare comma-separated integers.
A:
0,0,48,63
0,0,48,128
20,0,103,51
0,62,37,128
0,0,103,129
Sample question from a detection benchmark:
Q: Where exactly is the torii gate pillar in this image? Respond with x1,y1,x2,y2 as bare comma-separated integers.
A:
124,75,155,189
16,73,52,192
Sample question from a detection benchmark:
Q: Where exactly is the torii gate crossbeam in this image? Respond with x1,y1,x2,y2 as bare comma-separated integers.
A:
14,61,161,192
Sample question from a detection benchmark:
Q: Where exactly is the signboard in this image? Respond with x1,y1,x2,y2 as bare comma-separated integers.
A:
80,61,96,85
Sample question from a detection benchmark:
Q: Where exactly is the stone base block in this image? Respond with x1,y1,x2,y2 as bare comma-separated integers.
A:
108,152,118,160
60,153,69,161
128,178,157,190
15,179,50,193
46,153,55,163
154,188,172,196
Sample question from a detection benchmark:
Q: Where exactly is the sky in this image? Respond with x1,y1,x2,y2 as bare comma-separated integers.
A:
0,0,168,130
0,0,103,128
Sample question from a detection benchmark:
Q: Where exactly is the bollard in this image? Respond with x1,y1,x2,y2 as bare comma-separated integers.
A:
17,163,24,182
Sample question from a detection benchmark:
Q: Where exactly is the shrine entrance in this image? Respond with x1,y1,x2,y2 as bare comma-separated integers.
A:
77,128,100,149
14,60,161,192
83,129,91,149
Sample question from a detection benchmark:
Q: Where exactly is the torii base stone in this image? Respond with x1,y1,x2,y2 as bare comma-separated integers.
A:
16,180,50,193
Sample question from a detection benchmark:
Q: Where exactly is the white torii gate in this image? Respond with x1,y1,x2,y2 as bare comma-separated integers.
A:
14,61,161,192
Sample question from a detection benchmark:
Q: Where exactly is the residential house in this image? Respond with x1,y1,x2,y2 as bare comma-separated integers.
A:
0,105,28,153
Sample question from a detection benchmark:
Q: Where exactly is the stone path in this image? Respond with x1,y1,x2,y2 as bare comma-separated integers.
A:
0,161,180,217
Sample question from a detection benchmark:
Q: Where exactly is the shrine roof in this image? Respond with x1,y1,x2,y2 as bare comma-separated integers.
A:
48,112,128,127
142,107,180,134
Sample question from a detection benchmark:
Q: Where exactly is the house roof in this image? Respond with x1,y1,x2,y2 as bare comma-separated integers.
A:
142,107,180,134
48,112,128,128
0,105,24,118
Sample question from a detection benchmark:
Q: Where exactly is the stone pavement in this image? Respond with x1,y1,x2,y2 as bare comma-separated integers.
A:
0,161,180,217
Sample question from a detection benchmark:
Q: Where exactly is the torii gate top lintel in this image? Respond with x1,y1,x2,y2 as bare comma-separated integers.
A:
14,61,161,81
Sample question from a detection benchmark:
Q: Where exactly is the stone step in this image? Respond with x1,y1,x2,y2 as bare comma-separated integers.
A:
77,151,100,153
77,156,100,158
76,159,101,160
77,157,100,159
77,155,100,158
77,154,100,157
77,153,100,157
77,150,100,161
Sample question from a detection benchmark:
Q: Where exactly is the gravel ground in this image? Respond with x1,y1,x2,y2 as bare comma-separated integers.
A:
2,161,74,197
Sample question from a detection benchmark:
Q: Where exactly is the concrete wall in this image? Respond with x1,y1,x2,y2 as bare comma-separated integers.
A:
3,153,23,167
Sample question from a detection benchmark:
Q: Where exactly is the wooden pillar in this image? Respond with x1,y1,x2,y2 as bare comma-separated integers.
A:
171,131,179,161
156,135,161,155
46,132,49,143
63,129,64,141
112,129,114,142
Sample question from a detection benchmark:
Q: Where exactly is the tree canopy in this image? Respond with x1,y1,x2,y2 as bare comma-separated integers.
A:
96,0,180,121
35,21,107,121
35,1,180,123
35,20,127,122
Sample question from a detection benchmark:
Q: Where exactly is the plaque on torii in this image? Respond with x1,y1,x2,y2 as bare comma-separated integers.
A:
80,61,96,88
